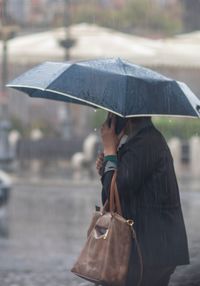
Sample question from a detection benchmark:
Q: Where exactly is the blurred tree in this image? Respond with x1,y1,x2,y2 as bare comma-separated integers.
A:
29,118,59,137
6,0,194,36
154,118,200,140
71,0,182,37
182,0,200,32
116,0,182,36
10,116,59,137
91,109,107,130
10,116,26,136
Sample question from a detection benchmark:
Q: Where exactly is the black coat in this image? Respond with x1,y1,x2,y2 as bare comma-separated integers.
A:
101,124,189,267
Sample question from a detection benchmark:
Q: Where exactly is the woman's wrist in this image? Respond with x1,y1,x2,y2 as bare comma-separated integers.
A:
103,149,117,156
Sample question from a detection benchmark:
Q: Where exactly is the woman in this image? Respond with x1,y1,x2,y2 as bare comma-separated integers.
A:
96,113,189,286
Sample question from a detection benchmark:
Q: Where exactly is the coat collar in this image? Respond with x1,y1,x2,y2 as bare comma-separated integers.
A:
118,119,154,151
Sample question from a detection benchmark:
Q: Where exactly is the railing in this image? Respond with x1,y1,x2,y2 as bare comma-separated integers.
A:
8,135,200,179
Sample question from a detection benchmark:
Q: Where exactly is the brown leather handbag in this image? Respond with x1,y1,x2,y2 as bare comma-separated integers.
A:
71,172,143,286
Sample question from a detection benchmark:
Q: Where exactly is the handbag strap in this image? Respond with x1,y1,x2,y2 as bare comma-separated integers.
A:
134,235,144,286
109,171,122,215
102,171,122,215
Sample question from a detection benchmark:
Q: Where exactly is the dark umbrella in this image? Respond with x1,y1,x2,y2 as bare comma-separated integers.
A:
7,58,200,118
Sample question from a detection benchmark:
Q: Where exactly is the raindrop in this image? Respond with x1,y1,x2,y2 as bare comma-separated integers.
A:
94,109,97,113
168,119,172,123
94,128,97,132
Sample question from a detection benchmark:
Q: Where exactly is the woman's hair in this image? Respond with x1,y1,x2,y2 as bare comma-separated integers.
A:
129,116,151,124
124,116,152,135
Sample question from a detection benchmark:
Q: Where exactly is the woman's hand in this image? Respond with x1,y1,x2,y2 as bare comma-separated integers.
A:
96,152,104,175
100,113,124,156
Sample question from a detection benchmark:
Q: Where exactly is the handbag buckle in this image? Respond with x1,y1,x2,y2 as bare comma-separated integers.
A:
127,219,134,226
103,229,109,240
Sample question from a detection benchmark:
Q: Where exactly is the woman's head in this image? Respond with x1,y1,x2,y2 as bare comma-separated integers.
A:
105,112,152,136
124,116,152,135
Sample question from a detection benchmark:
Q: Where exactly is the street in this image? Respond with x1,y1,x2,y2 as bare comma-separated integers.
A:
0,179,199,286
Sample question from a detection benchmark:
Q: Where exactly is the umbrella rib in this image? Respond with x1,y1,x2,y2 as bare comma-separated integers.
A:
124,75,129,116
44,88,125,117
7,82,126,116
7,85,199,118
126,114,199,118
6,84,45,91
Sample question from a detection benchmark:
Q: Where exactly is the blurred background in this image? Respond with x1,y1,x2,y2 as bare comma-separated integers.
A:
0,1,200,286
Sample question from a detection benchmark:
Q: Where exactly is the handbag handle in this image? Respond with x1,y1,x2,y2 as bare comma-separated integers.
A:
102,171,122,215
109,171,122,215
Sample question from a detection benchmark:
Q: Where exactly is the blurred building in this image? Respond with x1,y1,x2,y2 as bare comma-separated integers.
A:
6,0,54,26
182,0,200,32
0,0,3,23
7,0,31,25
3,0,181,28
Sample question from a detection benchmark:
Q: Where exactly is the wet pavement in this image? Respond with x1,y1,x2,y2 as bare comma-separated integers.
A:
0,178,199,286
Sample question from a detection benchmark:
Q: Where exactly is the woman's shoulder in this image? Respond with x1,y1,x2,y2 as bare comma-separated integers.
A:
125,125,168,152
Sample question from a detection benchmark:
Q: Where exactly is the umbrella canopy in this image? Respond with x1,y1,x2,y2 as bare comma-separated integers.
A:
7,58,200,118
